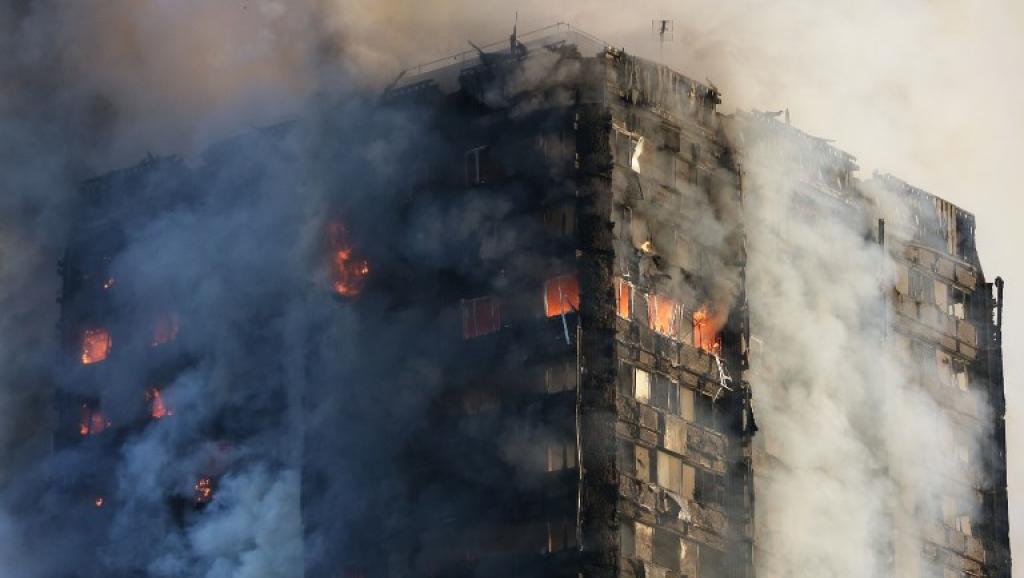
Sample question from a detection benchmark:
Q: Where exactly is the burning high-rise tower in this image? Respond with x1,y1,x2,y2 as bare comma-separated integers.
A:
52,23,1008,578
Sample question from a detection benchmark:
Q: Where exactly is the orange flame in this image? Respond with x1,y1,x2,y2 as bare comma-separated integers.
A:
648,294,680,336
147,388,173,419
329,224,369,297
194,476,214,504
80,403,110,436
151,314,179,347
544,274,580,317
80,329,111,364
693,304,722,354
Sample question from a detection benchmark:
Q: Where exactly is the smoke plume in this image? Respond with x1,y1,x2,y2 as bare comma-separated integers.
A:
0,1,1017,577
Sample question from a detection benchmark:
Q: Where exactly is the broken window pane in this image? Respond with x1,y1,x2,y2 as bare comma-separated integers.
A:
648,294,680,337
664,415,686,454
693,305,721,354
635,368,651,403
80,328,112,365
656,451,683,495
630,137,645,173
617,278,633,319
546,440,577,472
698,547,726,578
79,402,110,436
695,469,725,508
544,274,580,317
682,463,696,500
950,287,969,319
653,528,681,570
680,388,695,421
651,373,679,413
462,296,501,339
545,360,576,393
952,359,969,391
696,394,719,430
909,268,930,302
547,518,575,552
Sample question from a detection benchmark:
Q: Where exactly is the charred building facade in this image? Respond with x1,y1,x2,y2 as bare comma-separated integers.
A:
53,24,1008,578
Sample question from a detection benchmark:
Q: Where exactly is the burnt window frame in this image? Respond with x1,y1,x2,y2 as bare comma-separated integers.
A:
461,295,501,339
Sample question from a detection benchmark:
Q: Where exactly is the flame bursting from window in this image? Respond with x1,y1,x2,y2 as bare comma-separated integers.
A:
693,304,723,354
80,329,111,364
151,314,179,347
146,388,173,419
544,274,580,317
648,294,681,337
329,223,369,297
79,403,110,436
194,476,214,504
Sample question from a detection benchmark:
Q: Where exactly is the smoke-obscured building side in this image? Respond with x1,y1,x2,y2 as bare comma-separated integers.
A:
54,24,1008,578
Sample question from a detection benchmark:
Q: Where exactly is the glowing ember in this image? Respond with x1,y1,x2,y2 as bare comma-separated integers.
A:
151,314,179,346
79,403,110,436
693,305,722,354
194,476,214,504
146,388,173,419
102,277,116,290
329,224,369,297
94,496,104,508
80,328,111,364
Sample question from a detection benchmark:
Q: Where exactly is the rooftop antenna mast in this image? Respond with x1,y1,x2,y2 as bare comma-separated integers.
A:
652,19,674,63
510,12,527,59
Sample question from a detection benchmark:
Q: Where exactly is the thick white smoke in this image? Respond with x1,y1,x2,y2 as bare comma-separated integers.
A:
740,120,988,578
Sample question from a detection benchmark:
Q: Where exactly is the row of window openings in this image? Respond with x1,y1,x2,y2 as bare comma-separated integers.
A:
614,126,703,184
617,279,721,353
626,441,726,508
462,274,722,352
918,343,971,392
623,365,721,429
459,361,576,415
941,496,974,537
620,520,726,574
465,133,573,188
461,274,580,339
79,314,179,365
907,268,970,320
78,388,172,436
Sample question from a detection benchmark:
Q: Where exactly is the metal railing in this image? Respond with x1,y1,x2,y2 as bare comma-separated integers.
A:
397,22,613,80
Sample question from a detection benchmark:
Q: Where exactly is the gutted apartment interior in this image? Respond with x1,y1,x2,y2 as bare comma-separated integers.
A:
53,23,1009,578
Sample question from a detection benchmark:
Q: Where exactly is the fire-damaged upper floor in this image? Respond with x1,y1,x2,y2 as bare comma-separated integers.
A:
54,22,1009,578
